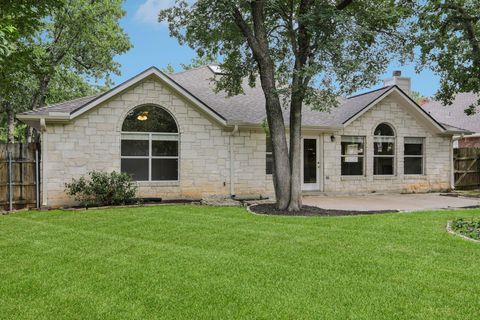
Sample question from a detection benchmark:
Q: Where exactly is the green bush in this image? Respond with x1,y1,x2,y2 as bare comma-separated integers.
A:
65,171,138,207
451,218,480,240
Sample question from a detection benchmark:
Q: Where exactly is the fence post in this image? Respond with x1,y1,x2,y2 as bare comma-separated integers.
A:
8,151,13,211
35,148,40,209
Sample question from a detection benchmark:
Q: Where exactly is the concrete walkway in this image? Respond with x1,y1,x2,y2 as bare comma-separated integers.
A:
302,193,480,212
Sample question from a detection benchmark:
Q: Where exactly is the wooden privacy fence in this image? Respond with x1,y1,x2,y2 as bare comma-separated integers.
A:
0,143,41,211
454,148,480,190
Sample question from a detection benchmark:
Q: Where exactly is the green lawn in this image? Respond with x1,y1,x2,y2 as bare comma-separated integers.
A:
1,206,479,320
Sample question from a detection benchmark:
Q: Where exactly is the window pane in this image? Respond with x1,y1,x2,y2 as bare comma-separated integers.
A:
374,157,394,175
404,141,423,155
152,159,178,181
122,105,178,133
303,139,317,183
405,157,423,175
404,137,424,156
342,157,364,176
266,134,272,153
266,153,273,174
374,142,394,155
121,159,148,181
374,123,394,136
152,141,178,156
341,139,364,156
121,140,149,156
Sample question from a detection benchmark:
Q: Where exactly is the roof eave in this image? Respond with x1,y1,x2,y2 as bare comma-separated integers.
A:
226,121,343,131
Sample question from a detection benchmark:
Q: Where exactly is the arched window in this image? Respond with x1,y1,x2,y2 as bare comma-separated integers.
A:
121,105,179,181
373,123,395,175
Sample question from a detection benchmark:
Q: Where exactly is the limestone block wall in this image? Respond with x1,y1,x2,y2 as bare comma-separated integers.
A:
232,129,274,198
322,95,452,193
43,77,273,207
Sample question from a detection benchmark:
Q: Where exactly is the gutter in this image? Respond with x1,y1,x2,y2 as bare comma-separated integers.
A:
229,125,239,197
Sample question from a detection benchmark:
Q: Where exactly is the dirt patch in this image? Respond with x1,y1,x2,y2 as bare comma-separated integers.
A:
249,203,397,216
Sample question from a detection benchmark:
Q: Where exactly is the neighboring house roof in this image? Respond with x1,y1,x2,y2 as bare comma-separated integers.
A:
17,65,463,134
423,93,480,133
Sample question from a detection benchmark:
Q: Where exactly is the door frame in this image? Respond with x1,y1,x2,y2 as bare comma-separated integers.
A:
301,135,321,191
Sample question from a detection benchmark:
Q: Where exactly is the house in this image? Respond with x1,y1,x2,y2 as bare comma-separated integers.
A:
17,67,468,208
423,93,479,148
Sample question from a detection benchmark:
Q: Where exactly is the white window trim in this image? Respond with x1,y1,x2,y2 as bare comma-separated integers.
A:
373,135,396,176
404,137,425,176
340,135,366,177
121,132,180,182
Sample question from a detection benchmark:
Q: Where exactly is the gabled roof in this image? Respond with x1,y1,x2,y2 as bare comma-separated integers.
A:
17,65,463,134
423,93,480,133
17,67,227,126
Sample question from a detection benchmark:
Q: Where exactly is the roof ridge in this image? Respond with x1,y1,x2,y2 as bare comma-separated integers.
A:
347,86,391,100
172,65,211,76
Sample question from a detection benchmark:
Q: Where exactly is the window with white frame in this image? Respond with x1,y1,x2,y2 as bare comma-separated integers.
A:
373,123,395,175
341,136,365,176
266,133,273,174
404,137,425,175
121,105,179,181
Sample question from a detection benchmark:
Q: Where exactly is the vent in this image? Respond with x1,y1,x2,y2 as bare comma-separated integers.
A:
208,65,225,75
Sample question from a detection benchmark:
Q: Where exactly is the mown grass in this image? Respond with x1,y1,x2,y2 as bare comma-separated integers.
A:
1,205,479,319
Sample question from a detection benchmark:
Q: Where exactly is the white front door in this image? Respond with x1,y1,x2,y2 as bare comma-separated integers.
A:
301,136,320,191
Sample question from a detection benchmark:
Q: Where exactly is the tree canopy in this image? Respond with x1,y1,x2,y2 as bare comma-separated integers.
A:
160,0,412,210
412,0,480,114
0,0,131,143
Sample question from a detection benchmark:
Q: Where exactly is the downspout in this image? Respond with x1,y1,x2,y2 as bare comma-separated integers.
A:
40,118,48,208
229,125,238,198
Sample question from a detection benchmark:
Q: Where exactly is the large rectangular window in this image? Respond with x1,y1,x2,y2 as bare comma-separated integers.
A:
374,136,395,175
404,137,424,175
121,133,179,181
341,136,365,176
266,134,273,175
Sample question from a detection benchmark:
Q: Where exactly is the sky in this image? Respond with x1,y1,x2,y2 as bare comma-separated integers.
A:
111,0,440,97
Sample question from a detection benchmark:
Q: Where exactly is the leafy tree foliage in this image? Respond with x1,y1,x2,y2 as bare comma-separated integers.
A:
0,0,131,143
160,0,411,210
413,0,480,114
0,0,59,60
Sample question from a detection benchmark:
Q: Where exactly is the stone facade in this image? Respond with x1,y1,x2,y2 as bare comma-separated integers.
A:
322,95,452,193
42,76,452,207
43,76,273,207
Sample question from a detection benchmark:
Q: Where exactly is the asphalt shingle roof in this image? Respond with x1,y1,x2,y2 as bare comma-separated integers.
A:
422,93,480,133
17,66,400,128
170,66,393,127
19,94,102,116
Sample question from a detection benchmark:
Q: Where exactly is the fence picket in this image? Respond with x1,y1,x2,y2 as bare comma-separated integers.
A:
454,148,480,190
0,143,41,210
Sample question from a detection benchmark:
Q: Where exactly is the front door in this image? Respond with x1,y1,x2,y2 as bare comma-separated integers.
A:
302,137,320,191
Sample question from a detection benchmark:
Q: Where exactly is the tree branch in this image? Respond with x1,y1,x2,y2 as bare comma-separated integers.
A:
336,0,354,10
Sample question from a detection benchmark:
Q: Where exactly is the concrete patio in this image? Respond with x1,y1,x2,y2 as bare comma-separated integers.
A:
302,193,480,212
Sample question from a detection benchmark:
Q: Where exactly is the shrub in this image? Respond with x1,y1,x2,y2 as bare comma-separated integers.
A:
451,218,480,240
65,171,138,207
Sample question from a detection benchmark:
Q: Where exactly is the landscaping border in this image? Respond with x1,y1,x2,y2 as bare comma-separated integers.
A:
446,220,480,243
247,203,398,217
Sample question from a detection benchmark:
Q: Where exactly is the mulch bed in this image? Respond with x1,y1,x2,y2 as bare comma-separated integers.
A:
250,203,397,216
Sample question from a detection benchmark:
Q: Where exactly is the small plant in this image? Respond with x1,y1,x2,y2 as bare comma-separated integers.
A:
65,171,138,207
451,218,480,241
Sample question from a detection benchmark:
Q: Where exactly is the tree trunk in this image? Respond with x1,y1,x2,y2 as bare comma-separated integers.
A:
258,65,291,210
288,95,303,211
5,102,15,144
27,75,51,143
232,1,292,209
